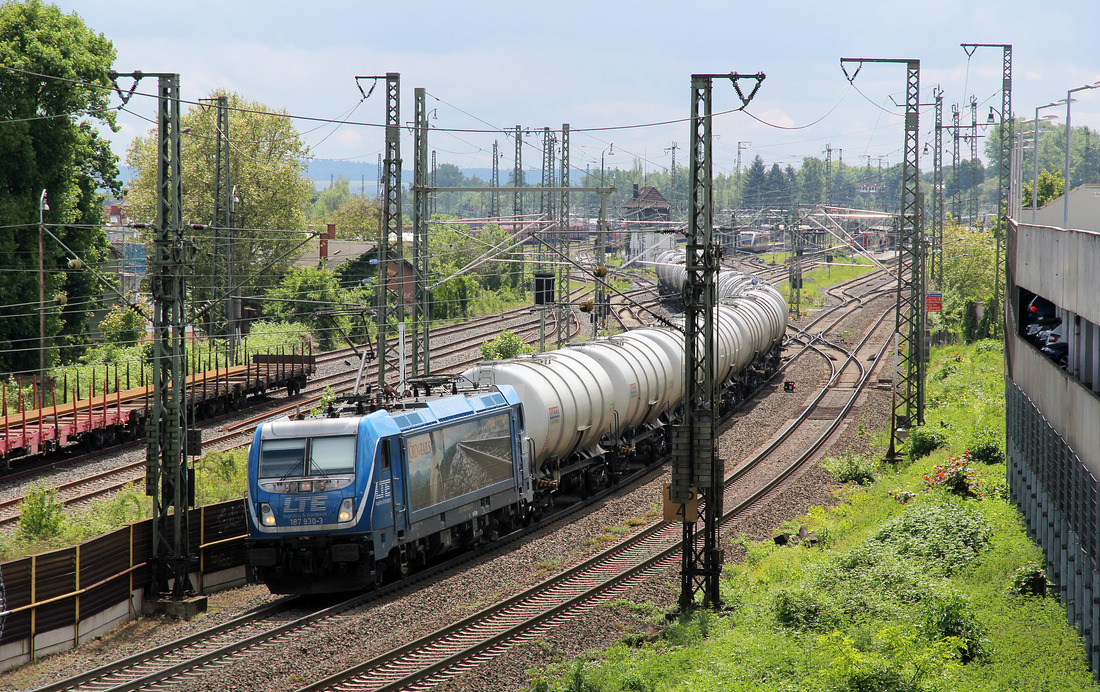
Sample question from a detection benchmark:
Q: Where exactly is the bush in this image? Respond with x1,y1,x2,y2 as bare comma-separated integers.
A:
920,593,988,663
823,453,878,485
19,484,64,540
973,339,1002,355
869,500,992,574
906,426,947,462
773,589,837,631
480,329,534,361
967,442,1005,466
1009,564,1049,597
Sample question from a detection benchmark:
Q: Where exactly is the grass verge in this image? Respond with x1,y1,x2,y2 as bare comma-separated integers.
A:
530,339,1099,691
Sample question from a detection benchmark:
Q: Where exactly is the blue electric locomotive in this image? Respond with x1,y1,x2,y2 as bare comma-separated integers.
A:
245,386,534,593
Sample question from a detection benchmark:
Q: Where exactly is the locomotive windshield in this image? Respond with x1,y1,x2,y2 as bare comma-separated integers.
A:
259,435,356,478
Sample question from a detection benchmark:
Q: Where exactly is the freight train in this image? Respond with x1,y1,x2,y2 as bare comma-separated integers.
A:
245,266,786,594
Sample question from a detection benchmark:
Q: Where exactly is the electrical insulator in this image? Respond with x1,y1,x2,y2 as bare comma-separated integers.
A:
580,300,594,313
594,266,607,278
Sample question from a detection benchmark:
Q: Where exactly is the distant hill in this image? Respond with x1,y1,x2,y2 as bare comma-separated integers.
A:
118,160,580,194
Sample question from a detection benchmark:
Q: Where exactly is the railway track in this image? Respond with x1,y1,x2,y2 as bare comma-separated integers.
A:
22,266,897,692
0,287,662,531
292,279,896,692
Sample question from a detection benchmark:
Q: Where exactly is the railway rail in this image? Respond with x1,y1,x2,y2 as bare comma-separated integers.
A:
16,266,897,692
0,286,662,531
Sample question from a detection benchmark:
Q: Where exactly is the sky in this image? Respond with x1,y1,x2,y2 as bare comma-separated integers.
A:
55,0,1100,185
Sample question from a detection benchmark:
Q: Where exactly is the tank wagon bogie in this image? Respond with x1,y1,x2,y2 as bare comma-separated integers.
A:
247,262,787,594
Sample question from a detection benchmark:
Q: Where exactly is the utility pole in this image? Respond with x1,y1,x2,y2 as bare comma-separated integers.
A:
951,104,962,223
430,149,437,217
203,96,234,356
841,57,923,454
788,209,803,316
556,126,570,348
38,189,47,411
412,87,430,378
932,87,944,286
490,139,499,219
824,144,833,205
736,141,751,208
666,141,679,218
514,125,524,335
673,71,764,612
367,73,403,397
112,69,200,610
969,96,979,225
962,43,1012,337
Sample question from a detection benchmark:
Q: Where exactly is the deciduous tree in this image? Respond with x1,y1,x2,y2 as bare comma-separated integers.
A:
124,89,312,332
0,1,120,376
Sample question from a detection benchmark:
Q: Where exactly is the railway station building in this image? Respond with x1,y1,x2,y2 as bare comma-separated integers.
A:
1007,183,1100,671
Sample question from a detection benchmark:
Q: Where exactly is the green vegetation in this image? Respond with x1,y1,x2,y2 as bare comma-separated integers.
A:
777,252,876,311
125,89,313,322
480,329,535,361
0,0,120,375
529,340,1098,691
0,448,249,562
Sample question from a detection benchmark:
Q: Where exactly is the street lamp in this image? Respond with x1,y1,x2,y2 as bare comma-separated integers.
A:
1031,101,1065,221
600,143,614,186
38,189,48,411
1064,81,1100,228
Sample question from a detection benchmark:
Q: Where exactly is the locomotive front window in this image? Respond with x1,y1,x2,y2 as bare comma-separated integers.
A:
310,435,356,475
259,438,307,478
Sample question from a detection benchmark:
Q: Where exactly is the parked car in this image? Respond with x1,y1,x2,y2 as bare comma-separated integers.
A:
1041,322,1069,368
1026,296,1058,324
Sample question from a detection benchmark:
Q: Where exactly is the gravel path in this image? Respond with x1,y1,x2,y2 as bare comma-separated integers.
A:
0,304,893,692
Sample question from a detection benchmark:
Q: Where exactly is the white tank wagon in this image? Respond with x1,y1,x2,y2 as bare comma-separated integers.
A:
462,294,785,499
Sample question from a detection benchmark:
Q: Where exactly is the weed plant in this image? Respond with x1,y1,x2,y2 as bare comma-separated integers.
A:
529,341,1094,691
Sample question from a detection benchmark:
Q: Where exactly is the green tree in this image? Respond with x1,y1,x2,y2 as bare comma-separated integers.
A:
264,266,357,350
799,157,827,205
0,1,120,376
330,195,379,241
742,155,768,209
937,221,996,339
765,162,788,209
124,89,312,330
98,301,146,346
309,176,352,222
1021,166,1065,210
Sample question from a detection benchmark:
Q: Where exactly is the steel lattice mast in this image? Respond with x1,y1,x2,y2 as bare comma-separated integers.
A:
125,71,196,602
375,73,403,396
842,58,923,445
412,87,430,377
205,95,233,348
962,43,1012,335
673,72,763,611
932,87,944,286
555,129,572,348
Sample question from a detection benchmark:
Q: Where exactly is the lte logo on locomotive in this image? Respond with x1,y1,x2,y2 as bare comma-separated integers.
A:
282,496,327,514
375,478,393,502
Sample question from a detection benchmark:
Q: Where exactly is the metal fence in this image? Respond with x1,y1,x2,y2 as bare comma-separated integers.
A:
1008,380,1100,674
0,500,247,667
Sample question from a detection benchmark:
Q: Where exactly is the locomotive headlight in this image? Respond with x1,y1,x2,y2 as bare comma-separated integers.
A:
260,502,276,526
338,497,354,522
